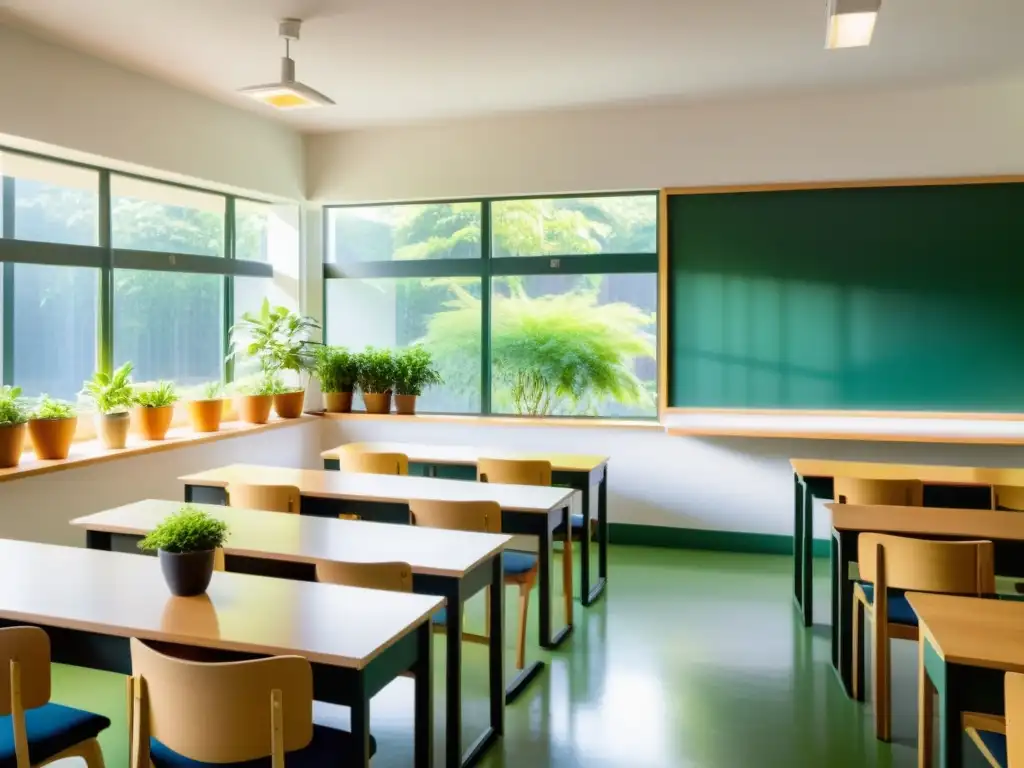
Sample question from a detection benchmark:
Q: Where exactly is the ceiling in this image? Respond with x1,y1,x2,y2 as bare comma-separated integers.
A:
2,0,1024,133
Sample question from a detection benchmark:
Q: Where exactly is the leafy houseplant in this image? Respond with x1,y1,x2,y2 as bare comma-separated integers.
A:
314,346,360,413
82,362,135,449
393,346,443,415
233,374,281,425
188,381,225,434
0,386,30,469
134,381,179,441
356,347,398,414
27,395,77,461
139,506,229,597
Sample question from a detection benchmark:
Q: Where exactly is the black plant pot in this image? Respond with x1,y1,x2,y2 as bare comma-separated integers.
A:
158,549,216,597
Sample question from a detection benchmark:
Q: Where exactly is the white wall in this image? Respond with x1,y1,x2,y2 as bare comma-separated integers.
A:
305,76,1024,202
0,421,321,547
0,22,304,200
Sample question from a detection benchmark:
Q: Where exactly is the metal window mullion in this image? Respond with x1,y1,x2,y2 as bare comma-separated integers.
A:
1,176,14,386
98,171,113,375
480,201,492,416
223,196,235,383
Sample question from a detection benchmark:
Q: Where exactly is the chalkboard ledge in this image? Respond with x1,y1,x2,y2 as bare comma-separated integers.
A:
662,409,1024,444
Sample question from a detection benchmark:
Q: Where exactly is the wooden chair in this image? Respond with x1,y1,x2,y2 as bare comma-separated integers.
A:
963,672,1024,767
834,477,924,506
315,561,413,593
411,498,538,670
226,483,301,514
128,637,374,768
0,626,109,768
993,485,1024,512
337,451,409,476
853,533,994,742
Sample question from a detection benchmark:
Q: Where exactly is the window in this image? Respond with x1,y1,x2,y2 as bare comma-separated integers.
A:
323,193,658,418
111,176,225,257
2,153,99,246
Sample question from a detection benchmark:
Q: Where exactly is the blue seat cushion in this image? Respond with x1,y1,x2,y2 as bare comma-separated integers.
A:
554,513,586,533
503,551,538,576
972,729,1008,768
0,702,110,768
149,723,376,768
859,584,918,626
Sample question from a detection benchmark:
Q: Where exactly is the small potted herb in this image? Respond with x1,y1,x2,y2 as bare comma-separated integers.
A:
356,347,397,414
82,362,135,449
314,346,360,413
28,395,77,460
188,381,225,433
234,374,279,424
134,381,179,441
0,387,29,468
139,506,229,597
393,346,443,415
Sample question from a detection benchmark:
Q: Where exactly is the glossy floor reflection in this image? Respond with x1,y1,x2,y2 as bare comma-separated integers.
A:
51,547,992,767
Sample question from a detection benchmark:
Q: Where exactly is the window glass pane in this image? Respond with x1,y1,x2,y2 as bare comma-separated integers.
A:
1,153,99,245
235,201,299,263
327,203,482,263
111,176,225,257
492,195,656,257
114,270,223,386
490,274,657,417
326,277,481,413
13,265,98,400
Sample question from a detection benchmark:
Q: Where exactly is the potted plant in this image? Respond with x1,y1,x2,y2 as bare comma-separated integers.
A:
188,381,225,433
28,395,77,460
134,381,179,441
356,347,398,414
393,346,443,415
234,374,279,424
228,298,320,420
82,362,135,449
314,346,360,413
138,506,229,597
0,387,29,468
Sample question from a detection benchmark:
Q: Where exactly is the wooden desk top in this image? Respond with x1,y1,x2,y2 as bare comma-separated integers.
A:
321,441,608,474
793,458,1024,486
72,500,512,579
907,593,1024,672
180,464,577,514
0,539,442,669
828,503,1024,541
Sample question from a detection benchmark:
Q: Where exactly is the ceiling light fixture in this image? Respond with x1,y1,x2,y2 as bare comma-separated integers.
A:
825,0,881,49
238,19,334,110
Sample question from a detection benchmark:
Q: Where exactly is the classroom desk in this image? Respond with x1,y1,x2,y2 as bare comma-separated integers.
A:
790,458,1024,627
828,503,1024,700
72,499,512,768
180,465,576,652
321,441,610,607
0,538,441,768
909,593,1024,768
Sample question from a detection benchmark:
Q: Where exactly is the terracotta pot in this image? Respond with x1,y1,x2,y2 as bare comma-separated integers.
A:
158,549,215,597
394,394,418,415
136,405,174,441
97,412,130,450
28,417,77,460
0,423,26,468
188,399,223,433
362,391,392,415
236,394,273,424
273,390,305,419
323,391,353,414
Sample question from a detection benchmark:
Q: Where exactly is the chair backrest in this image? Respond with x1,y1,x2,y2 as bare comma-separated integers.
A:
227,483,301,514
1007,671,1024,766
129,638,312,766
477,458,552,487
993,485,1024,512
410,499,502,534
0,627,50,716
338,452,409,476
857,533,995,595
315,561,412,592
834,477,923,506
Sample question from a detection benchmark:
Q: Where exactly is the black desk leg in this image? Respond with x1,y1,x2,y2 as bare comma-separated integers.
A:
351,675,371,768
413,623,434,768
445,584,463,768
831,527,854,697
461,557,504,767
540,506,573,650
793,474,804,617
598,466,608,582
579,481,591,604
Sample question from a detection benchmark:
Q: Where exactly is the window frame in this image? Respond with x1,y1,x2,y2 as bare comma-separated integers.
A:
0,145,281,389
322,191,660,420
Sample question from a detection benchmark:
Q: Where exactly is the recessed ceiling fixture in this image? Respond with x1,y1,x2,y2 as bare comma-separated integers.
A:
825,0,881,49
238,19,334,110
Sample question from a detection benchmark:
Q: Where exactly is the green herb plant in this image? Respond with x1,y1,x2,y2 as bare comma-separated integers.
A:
228,298,321,391
313,346,360,394
134,381,179,408
33,395,76,420
82,362,136,414
235,373,283,397
0,387,29,427
197,381,225,400
138,506,229,554
356,347,398,394
394,346,443,396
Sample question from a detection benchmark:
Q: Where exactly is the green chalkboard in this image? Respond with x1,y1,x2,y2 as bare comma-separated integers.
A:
668,182,1024,411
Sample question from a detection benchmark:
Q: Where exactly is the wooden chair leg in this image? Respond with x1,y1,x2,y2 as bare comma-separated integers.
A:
82,737,106,768
918,639,933,767
516,582,530,670
484,590,491,641
852,597,862,701
125,675,133,761
874,619,891,741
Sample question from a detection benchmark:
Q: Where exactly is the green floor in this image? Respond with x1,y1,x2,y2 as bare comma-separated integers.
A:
51,547,993,767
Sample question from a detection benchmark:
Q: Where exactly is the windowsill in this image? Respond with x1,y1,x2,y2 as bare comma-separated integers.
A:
0,416,316,483
316,410,663,432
